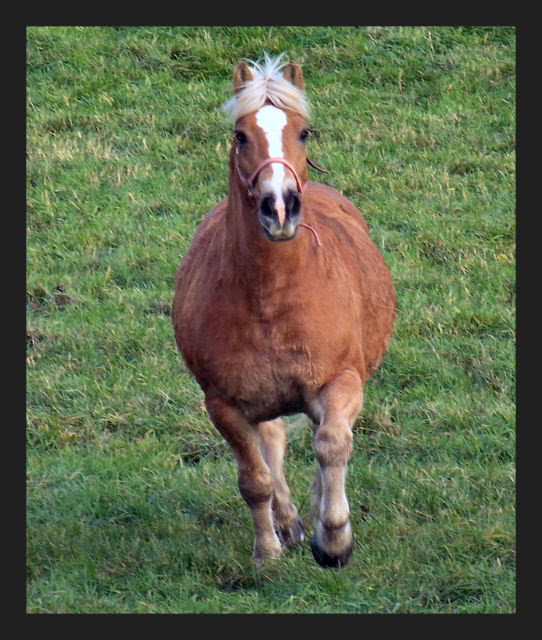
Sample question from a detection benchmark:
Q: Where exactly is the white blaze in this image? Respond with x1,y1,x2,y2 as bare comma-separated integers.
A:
255,104,288,224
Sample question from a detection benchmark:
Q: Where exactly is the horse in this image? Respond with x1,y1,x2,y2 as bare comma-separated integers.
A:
172,54,395,569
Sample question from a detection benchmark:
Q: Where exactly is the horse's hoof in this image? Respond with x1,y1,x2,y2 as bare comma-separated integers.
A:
310,535,353,569
277,517,305,548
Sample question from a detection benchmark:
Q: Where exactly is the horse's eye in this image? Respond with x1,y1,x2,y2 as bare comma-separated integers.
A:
235,130,248,145
300,129,310,142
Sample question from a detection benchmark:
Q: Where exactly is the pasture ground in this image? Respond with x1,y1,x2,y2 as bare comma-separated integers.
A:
27,26,515,613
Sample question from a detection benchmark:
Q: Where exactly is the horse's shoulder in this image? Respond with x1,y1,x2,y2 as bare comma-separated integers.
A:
192,198,228,240
174,198,227,286
304,182,369,234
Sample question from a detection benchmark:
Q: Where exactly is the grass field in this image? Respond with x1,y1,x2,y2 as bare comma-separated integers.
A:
26,26,515,613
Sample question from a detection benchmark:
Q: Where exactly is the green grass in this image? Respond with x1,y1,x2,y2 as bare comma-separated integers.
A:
26,26,515,613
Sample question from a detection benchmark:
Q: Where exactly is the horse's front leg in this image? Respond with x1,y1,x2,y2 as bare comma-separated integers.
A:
310,369,363,569
258,419,305,548
205,394,282,565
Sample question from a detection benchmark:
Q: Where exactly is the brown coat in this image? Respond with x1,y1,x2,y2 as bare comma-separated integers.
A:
172,179,395,425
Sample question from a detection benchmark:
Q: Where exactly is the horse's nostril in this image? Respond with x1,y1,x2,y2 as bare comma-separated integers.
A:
285,191,301,218
260,195,276,219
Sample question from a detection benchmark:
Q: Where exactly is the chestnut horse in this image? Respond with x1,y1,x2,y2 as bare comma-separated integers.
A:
172,55,395,568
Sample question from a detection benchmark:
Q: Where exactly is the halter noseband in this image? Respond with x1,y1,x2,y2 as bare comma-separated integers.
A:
237,156,305,198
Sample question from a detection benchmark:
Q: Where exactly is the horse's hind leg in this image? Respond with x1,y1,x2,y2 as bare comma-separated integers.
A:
205,395,282,565
310,369,363,569
258,419,305,548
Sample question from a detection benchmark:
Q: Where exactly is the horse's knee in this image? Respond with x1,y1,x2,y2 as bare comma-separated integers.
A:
314,424,353,467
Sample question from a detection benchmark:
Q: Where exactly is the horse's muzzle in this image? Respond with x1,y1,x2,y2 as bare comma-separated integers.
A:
259,190,302,242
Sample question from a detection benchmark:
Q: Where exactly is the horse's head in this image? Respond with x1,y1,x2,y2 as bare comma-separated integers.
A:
224,55,310,242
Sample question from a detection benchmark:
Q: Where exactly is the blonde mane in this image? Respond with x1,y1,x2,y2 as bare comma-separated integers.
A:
222,53,310,122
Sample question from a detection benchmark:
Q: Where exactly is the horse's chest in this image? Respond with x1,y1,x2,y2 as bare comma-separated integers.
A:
220,311,312,377
203,307,317,420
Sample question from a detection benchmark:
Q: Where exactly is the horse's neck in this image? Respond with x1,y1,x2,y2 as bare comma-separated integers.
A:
225,176,312,294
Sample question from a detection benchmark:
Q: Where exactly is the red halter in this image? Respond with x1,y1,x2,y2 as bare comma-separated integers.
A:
236,155,304,197
235,152,323,248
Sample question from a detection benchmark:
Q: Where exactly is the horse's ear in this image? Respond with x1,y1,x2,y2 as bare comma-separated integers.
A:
232,62,253,94
282,62,304,91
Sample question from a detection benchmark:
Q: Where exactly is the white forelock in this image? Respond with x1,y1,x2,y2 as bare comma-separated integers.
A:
222,53,309,122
